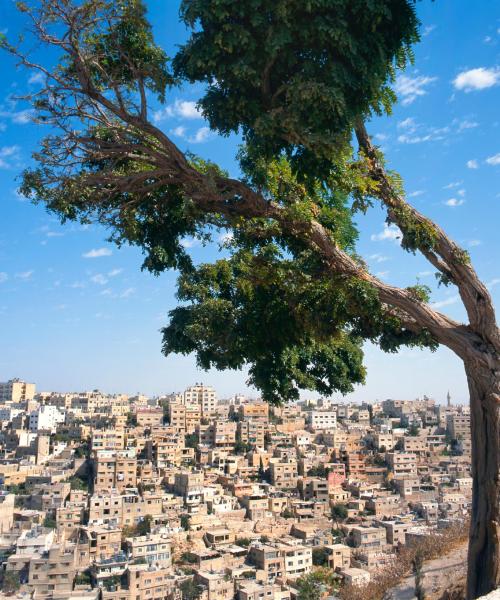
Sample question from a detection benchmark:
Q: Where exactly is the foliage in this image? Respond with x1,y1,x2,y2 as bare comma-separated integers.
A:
1,571,21,594
180,514,190,531
331,503,349,522
338,522,468,600
4,0,438,407
180,578,204,600
43,514,57,529
295,569,339,600
184,433,199,450
307,464,329,478
312,546,329,567
235,537,252,548
74,570,92,586
408,423,420,436
68,475,88,491
136,514,153,536
175,0,420,178
126,412,138,427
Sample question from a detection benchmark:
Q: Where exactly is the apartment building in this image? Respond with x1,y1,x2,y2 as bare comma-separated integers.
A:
29,405,65,433
91,429,125,451
125,533,172,566
324,543,351,570
279,543,312,579
447,413,471,440
238,402,269,421
238,420,266,449
0,378,36,403
269,459,298,490
349,526,386,550
386,452,418,478
136,408,164,428
309,410,337,430
93,450,137,492
184,383,217,417
248,544,284,581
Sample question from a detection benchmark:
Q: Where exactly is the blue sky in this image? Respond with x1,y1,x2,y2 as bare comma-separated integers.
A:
0,1,499,403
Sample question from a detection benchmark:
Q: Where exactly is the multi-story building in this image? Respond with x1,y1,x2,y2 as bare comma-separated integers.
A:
309,410,337,430
238,402,269,422
386,452,418,478
93,450,137,492
269,459,298,490
29,405,65,433
0,378,36,403
91,428,125,451
184,384,217,417
125,533,172,566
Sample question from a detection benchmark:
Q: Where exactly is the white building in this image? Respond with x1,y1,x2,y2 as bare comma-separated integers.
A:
29,405,65,433
309,410,337,430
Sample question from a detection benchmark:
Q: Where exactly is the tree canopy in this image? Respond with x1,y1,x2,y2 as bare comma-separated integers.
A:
5,0,438,405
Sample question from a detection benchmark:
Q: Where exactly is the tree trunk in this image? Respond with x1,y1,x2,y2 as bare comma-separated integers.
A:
465,360,500,599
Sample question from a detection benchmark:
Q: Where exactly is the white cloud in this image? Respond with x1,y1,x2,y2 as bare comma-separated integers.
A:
466,159,479,169
453,67,500,91
120,287,135,298
153,99,202,123
398,117,417,131
422,25,436,37
395,74,437,105
373,133,388,142
375,271,389,279
28,72,45,85
218,232,234,245
0,272,8,283
0,145,20,169
108,268,123,277
189,126,211,144
444,198,464,207
91,274,108,285
15,270,34,280
0,109,34,124
408,190,425,198
180,237,199,249
171,126,187,138
443,181,462,189
371,223,402,243
457,119,479,132
487,278,500,290
486,153,500,166
82,247,112,258
368,253,389,264
170,125,213,144
468,239,481,247
431,295,459,309
418,271,432,277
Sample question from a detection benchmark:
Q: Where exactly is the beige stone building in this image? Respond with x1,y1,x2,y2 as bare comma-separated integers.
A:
93,450,137,492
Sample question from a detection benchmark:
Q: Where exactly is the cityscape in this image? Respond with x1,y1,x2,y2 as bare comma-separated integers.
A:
0,378,472,598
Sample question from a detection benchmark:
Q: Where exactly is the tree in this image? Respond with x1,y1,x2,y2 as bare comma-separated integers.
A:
2,571,21,594
331,504,349,525
2,2,498,597
179,578,204,600
136,514,152,536
312,546,329,567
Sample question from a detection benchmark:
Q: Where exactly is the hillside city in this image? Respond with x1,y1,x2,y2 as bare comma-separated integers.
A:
0,378,472,599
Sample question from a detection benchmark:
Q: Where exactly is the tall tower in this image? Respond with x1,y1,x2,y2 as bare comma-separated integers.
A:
447,390,451,407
